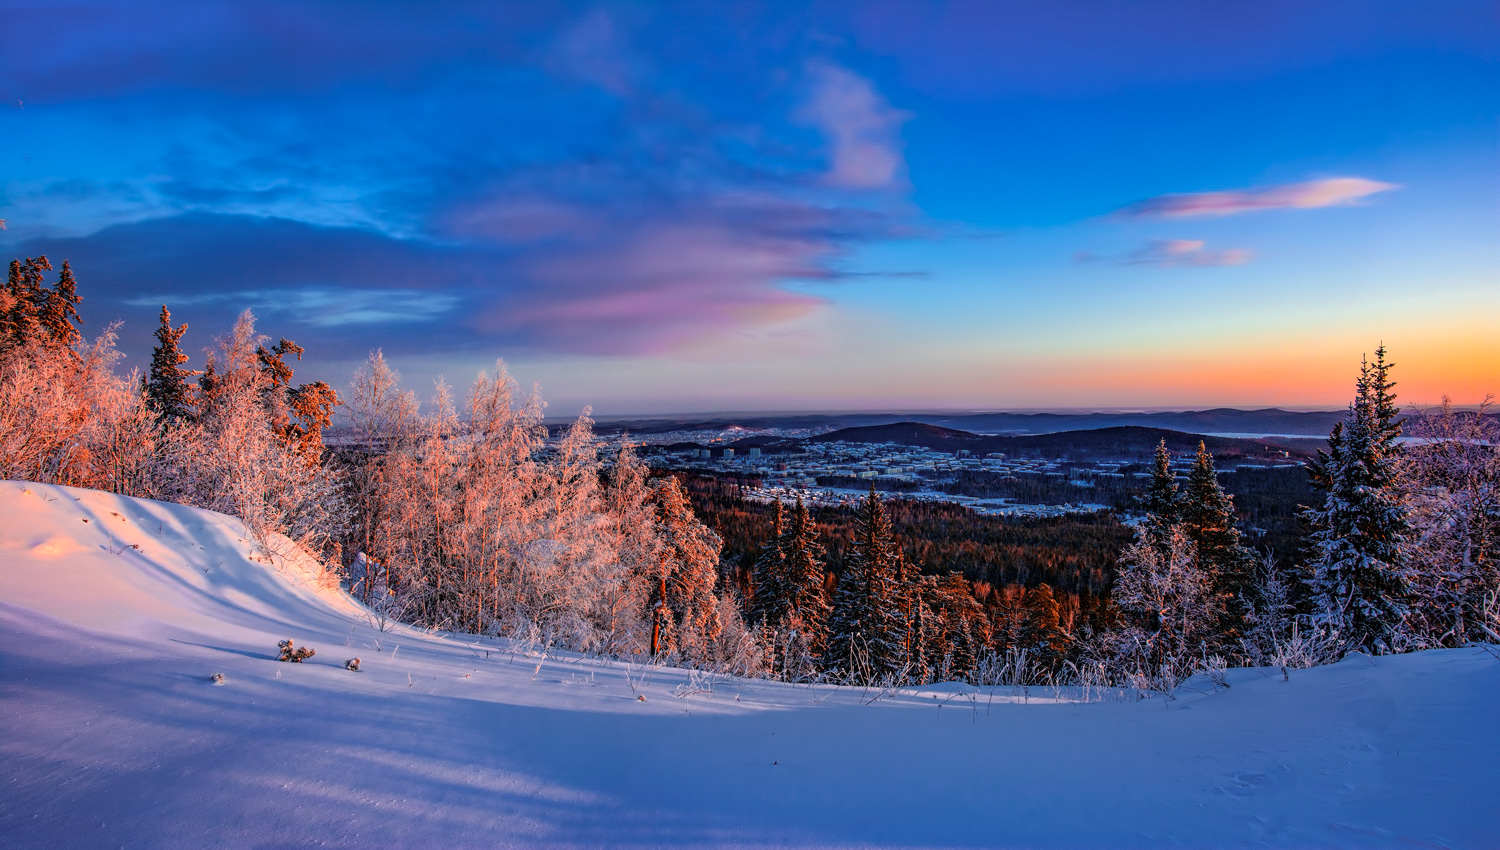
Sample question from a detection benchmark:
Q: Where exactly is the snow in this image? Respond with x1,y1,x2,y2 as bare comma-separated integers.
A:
2,480,1497,848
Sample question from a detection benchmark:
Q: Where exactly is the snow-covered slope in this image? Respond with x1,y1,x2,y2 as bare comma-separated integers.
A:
2,481,1497,848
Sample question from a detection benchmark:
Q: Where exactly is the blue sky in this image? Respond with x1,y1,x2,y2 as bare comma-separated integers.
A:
2,1,1495,415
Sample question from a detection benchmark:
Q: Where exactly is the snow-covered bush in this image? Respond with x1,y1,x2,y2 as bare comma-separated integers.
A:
278,640,316,662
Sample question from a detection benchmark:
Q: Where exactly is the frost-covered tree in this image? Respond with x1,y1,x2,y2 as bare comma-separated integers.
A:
1302,346,1409,653
1398,397,1500,646
1112,525,1219,678
0,261,153,494
0,321,154,493
646,476,723,662
598,443,658,655
156,311,348,562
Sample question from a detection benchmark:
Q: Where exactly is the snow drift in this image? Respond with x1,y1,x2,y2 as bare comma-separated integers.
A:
2,481,1497,848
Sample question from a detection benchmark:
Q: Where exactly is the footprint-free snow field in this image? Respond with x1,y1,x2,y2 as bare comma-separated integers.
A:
2,481,1497,848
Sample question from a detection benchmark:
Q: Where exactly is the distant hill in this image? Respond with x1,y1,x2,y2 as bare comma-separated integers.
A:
809,421,989,449
811,422,1314,462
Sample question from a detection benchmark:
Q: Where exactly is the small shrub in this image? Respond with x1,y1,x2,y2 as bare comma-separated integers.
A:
210,672,226,685
344,657,361,671
278,639,316,662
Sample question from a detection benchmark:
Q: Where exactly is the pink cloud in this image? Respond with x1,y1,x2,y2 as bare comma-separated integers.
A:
473,220,834,355
796,62,911,190
1116,177,1399,218
1078,238,1253,267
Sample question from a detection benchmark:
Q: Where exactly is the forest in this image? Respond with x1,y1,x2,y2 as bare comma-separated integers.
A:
3,256,1497,691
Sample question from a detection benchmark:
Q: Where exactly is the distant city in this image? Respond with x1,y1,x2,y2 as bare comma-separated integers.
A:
587,421,1306,519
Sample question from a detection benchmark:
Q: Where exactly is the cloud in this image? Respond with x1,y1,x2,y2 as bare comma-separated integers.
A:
1077,239,1253,267
797,62,911,190
125,288,459,327
1115,177,1399,218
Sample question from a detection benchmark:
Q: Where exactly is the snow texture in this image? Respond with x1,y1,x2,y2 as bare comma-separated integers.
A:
2,481,1497,848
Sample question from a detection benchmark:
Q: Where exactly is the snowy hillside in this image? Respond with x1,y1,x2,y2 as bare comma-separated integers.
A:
2,481,1497,848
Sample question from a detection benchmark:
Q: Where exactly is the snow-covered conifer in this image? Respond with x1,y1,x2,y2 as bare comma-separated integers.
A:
826,487,904,681
145,305,197,424
1303,346,1409,653
1139,439,1181,559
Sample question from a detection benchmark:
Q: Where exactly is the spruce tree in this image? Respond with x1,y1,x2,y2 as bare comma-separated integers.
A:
2,257,47,351
1140,439,1181,559
40,260,82,348
750,500,788,629
781,494,831,657
826,487,903,680
1181,441,1255,640
1303,345,1409,652
1020,582,1069,672
2,256,80,354
145,305,197,424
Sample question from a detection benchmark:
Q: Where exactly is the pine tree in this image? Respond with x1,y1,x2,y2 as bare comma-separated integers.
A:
1181,441,1256,641
1303,345,1409,652
2,257,47,351
286,381,340,462
2,256,81,355
780,494,831,659
145,305,197,424
40,261,82,348
1140,439,1181,559
826,487,904,681
1020,582,1069,672
926,572,986,682
882,545,916,671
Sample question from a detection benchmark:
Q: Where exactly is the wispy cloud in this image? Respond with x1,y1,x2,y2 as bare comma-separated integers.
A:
1115,177,1399,218
797,62,911,191
1076,239,1253,267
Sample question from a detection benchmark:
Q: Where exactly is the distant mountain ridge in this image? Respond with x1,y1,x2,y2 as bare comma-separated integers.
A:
591,407,1356,437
